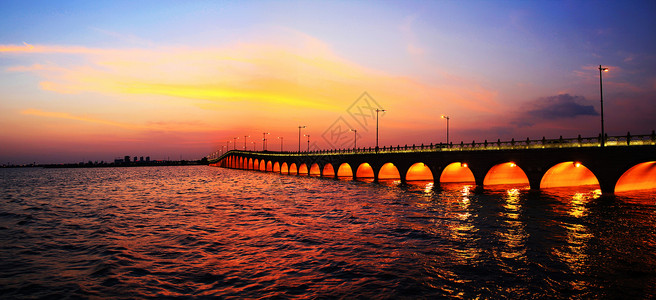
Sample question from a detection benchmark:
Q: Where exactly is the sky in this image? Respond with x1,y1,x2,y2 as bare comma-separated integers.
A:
1,0,655,164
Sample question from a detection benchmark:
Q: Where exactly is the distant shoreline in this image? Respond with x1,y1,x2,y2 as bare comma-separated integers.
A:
2,159,208,169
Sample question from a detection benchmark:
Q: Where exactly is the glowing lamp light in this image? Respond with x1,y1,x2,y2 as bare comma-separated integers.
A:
575,162,582,168
509,162,516,168
461,163,468,168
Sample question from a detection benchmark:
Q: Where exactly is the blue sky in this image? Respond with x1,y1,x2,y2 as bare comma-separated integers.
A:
1,0,655,163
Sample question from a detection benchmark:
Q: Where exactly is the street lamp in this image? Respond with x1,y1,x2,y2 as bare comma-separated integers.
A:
441,115,450,146
226,141,231,151
278,136,284,152
298,125,306,152
233,137,239,150
252,141,256,151
375,109,386,152
350,129,357,149
599,65,609,147
262,132,270,151
304,134,310,152
244,135,249,150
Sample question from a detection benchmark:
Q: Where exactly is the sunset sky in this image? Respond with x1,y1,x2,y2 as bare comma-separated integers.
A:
1,1,655,164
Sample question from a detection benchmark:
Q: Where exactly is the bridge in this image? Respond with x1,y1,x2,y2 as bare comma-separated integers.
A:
209,133,656,194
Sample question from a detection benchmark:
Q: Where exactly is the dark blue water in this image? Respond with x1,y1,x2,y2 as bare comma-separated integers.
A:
1,166,655,298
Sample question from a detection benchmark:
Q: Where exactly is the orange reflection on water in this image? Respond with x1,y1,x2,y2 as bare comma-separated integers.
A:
323,164,335,177
440,162,475,183
406,162,433,182
483,162,529,187
615,161,656,193
540,162,599,189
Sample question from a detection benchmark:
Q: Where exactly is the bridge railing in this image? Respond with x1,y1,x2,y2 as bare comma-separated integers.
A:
210,131,656,160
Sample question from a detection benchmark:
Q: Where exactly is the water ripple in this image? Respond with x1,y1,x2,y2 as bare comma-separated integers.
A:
1,166,655,298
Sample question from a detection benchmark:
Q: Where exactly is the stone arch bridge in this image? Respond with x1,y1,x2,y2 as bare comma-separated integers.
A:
209,134,656,194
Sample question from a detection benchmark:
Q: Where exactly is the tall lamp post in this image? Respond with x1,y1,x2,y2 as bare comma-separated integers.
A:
599,65,609,147
441,115,450,146
262,132,270,151
298,125,306,152
375,109,386,152
278,136,284,152
226,141,231,152
233,137,239,150
252,141,256,151
350,129,357,149
244,135,249,150
304,134,310,152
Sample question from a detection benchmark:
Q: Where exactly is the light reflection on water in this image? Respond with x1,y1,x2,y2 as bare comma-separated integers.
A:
0,166,655,298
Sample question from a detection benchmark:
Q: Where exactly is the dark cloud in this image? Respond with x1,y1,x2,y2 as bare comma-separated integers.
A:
512,94,598,127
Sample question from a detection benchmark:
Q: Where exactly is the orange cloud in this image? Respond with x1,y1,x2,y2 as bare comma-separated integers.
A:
20,109,210,133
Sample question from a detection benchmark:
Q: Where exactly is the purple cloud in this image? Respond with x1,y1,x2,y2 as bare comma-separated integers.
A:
513,94,598,127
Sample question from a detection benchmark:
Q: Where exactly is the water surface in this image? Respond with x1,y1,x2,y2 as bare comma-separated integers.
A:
1,166,655,298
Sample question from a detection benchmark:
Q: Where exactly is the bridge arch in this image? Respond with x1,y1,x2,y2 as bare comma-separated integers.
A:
615,161,656,192
298,163,309,175
259,160,266,171
406,162,434,182
281,162,289,174
483,162,530,187
273,162,281,173
440,162,475,183
289,163,298,175
323,164,335,178
356,163,375,181
378,162,401,182
309,163,321,176
540,161,600,189
337,163,353,179
266,161,273,172
247,158,254,170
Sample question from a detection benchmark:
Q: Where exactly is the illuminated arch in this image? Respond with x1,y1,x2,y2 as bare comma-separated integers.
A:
309,163,321,176
406,162,434,182
281,162,289,174
266,161,273,172
289,163,298,175
239,157,245,169
248,158,254,170
298,163,309,175
540,161,599,189
259,159,266,171
273,162,281,173
356,163,374,179
440,162,475,183
378,163,401,180
323,164,335,177
337,163,353,179
615,161,656,192
483,162,529,186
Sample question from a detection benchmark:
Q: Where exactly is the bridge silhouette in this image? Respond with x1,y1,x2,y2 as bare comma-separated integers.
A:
209,133,656,194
